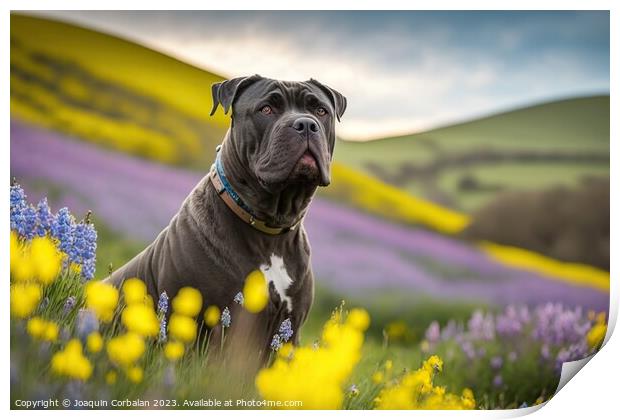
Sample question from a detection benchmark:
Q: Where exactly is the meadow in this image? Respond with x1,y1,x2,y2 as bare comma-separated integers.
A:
9,188,608,409
9,12,611,410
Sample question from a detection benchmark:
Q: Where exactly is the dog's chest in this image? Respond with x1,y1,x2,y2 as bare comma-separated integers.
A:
259,254,295,312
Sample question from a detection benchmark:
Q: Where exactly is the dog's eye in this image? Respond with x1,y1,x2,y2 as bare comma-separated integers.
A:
261,105,273,115
316,107,327,117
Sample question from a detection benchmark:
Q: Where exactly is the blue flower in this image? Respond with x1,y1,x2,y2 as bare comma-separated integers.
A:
221,307,231,328
157,291,169,343
63,296,76,315
158,291,169,315
270,334,282,351
35,198,53,237
51,207,75,255
21,205,37,240
159,317,168,343
76,309,99,340
279,318,294,342
10,184,26,235
66,216,98,280
233,292,244,305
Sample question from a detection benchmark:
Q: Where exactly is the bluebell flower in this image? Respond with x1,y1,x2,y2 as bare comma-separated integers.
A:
51,207,75,255
63,296,77,315
10,183,26,235
157,291,169,317
519,402,528,409
35,198,53,237
279,318,294,342
159,317,168,343
233,292,244,305
221,307,231,328
21,205,37,240
76,309,99,340
270,334,282,351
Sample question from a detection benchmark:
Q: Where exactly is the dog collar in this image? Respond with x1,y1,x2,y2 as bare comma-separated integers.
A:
209,149,300,235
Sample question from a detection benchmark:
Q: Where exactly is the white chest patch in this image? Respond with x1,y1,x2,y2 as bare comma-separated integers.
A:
260,254,294,312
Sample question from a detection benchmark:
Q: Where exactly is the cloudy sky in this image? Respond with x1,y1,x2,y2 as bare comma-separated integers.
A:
36,11,609,140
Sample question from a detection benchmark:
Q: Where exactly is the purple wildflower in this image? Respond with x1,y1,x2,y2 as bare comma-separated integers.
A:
63,296,76,315
467,310,495,341
490,356,503,370
221,307,231,328
508,351,517,362
425,320,441,344
270,334,282,351
493,374,503,388
279,318,294,342
540,344,551,360
157,291,169,316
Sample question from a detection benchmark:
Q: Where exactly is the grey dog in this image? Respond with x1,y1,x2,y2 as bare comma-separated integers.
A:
105,75,346,348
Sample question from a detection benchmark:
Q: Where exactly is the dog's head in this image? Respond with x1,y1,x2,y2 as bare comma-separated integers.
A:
210,75,346,193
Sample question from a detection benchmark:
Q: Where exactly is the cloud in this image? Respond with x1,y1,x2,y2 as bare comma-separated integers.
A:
30,11,609,140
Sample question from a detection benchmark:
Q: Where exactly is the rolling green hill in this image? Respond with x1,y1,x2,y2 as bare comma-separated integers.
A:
335,96,610,211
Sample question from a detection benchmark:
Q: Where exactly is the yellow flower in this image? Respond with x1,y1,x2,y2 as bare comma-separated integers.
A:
203,305,221,328
85,281,119,322
164,341,185,361
385,360,393,371
30,236,62,284
372,371,385,384
243,270,268,313
347,308,370,331
587,322,607,350
26,317,46,338
168,314,197,343
105,370,117,385
375,356,473,410
423,355,443,373
10,235,62,284
87,332,104,353
10,283,42,318
171,287,202,317
10,231,20,269
43,321,59,342
122,304,159,337
122,278,147,305
256,305,369,409
51,339,93,381
126,366,143,383
107,332,145,367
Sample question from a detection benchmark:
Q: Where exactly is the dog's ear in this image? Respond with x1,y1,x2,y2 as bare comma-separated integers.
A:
308,79,347,122
210,74,262,116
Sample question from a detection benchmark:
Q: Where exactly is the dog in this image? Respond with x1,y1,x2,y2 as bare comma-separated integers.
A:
105,75,346,349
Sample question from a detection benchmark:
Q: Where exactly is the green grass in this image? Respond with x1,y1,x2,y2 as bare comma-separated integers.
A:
436,162,611,212
335,96,610,212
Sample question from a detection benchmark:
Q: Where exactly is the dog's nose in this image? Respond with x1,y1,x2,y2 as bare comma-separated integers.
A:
292,117,319,135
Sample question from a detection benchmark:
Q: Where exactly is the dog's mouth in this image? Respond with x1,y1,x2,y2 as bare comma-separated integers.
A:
297,151,318,170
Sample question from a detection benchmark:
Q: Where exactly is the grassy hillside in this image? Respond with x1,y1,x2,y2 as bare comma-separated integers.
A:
11,13,228,168
335,96,610,212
